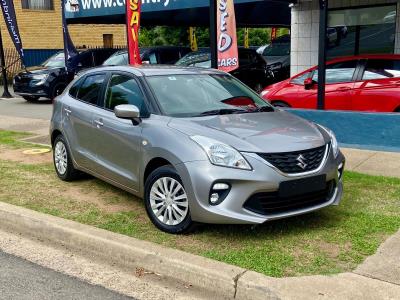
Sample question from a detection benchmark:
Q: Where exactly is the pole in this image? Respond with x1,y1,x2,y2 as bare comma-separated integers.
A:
210,0,218,69
317,0,328,110
0,27,12,98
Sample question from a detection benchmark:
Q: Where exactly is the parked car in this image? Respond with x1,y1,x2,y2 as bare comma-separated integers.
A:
326,27,339,46
176,48,274,92
103,46,192,66
261,54,400,112
261,35,291,81
13,48,116,101
51,65,345,234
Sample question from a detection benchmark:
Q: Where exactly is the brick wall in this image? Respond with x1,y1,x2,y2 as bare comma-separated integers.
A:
0,1,126,49
291,0,400,76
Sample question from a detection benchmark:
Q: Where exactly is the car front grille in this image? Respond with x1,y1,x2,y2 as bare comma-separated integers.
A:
243,180,336,216
257,144,327,174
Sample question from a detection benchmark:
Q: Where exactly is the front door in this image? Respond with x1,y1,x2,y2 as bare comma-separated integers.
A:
92,73,147,192
302,60,358,110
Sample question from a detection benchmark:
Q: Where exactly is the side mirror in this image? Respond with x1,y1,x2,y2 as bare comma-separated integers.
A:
304,78,316,90
114,104,141,125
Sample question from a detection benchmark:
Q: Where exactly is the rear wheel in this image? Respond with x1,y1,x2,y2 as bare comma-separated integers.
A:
23,96,39,102
395,107,400,113
272,101,290,108
53,135,80,181
144,165,195,234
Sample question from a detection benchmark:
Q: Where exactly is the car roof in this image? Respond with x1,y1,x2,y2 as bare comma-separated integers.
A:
80,65,227,77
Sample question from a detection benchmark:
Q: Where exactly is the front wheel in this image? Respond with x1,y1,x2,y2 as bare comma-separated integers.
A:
144,165,195,234
23,96,39,102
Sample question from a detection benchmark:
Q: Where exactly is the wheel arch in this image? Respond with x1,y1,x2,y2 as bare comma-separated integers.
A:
143,157,174,187
51,129,63,147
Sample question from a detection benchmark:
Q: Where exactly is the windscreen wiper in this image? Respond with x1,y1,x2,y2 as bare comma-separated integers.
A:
197,108,247,116
246,106,275,113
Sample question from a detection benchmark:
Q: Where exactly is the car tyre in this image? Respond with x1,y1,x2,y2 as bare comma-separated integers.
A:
272,101,290,108
23,96,39,102
144,165,195,234
53,135,80,181
50,82,67,100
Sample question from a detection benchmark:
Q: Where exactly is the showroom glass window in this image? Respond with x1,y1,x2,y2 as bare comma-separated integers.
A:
105,74,147,114
327,4,397,58
22,0,54,10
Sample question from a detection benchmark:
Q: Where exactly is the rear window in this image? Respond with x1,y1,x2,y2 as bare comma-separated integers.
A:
362,59,400,80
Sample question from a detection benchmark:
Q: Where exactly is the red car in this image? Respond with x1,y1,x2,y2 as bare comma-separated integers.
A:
261,55,400,113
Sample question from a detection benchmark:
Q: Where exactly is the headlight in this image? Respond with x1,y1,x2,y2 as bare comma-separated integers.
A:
260,90,269,97
318,125,339,158
31,74,49,85
191,136,252,170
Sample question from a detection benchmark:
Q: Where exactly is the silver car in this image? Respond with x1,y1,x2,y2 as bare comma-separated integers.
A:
51,66,345,234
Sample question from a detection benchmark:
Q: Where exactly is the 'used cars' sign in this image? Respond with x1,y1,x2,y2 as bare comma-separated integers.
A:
217,0,239,72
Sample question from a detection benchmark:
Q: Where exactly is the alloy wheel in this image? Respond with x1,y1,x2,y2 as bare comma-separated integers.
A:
54,141,68,175
149,177,189,226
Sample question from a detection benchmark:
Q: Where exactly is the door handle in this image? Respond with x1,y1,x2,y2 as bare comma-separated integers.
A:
94,119,104,128
336,87,351,92
64,107,72,116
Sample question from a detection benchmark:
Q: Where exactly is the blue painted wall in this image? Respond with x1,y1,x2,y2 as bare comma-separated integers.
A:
289,109,400,152
24,49,61,67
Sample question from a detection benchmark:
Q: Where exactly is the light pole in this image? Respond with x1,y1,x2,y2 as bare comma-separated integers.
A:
0,26,12,98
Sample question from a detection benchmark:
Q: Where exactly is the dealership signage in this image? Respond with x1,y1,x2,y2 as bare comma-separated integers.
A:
126,0,142,65
0,0,25,66
217,0,239,72
65,0,262,19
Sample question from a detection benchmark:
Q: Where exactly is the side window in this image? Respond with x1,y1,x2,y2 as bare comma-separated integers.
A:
312,60,357,84
159,49,179,64
77,74,106,106
105,74,147,114
79,52,95,68
362,59,400,80
69,77,84,98
149,52,158,64
291,71,312,85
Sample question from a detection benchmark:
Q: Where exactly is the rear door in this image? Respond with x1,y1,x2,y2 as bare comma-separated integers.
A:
352,58,400,112
301,60,358,110
92,72,147,192
62,73,107,171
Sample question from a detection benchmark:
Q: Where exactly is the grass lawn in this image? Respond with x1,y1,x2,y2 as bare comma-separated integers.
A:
0,130,399,277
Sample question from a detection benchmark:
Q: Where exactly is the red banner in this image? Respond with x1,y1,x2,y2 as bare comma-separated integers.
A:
217,0,239,73
126,0,142,65
271,27,277,41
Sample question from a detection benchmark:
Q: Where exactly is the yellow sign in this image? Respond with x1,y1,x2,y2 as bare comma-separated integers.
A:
189,27,198,51
22,149,51,155
244,28,249,49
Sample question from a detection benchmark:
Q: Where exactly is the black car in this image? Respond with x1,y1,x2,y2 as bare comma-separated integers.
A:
103,46,192,66
175,48,274,92
13,48,117,101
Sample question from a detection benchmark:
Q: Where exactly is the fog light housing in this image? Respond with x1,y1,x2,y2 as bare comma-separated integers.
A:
338,162,344,180
209,182,230,205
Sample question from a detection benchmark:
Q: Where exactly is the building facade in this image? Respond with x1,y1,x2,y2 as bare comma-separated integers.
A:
0,0,126,50
290,0,400,76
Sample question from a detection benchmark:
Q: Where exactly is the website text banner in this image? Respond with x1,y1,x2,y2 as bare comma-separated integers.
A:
65,0,264,19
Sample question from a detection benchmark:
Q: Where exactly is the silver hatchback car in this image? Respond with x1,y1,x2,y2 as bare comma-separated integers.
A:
51,66,345,234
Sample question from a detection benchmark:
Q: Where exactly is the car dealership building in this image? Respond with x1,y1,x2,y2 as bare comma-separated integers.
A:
291,0,400,75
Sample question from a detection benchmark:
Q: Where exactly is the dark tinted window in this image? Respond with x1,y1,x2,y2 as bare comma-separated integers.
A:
239,51,257,66
77,74,106,105
69,77,84,98
362,59,400,80
79,52,95,68
105,74,146,113
312,60,357,84
159,49,180,64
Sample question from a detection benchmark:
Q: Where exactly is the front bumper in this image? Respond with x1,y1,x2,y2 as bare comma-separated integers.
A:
175,149,345,224
13,81,49,98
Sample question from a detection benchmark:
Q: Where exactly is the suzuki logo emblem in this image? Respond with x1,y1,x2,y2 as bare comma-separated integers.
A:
296,154,308,170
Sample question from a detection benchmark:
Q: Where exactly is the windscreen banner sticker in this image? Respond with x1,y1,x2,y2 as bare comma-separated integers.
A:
126,0,142,65
217,0,239,73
